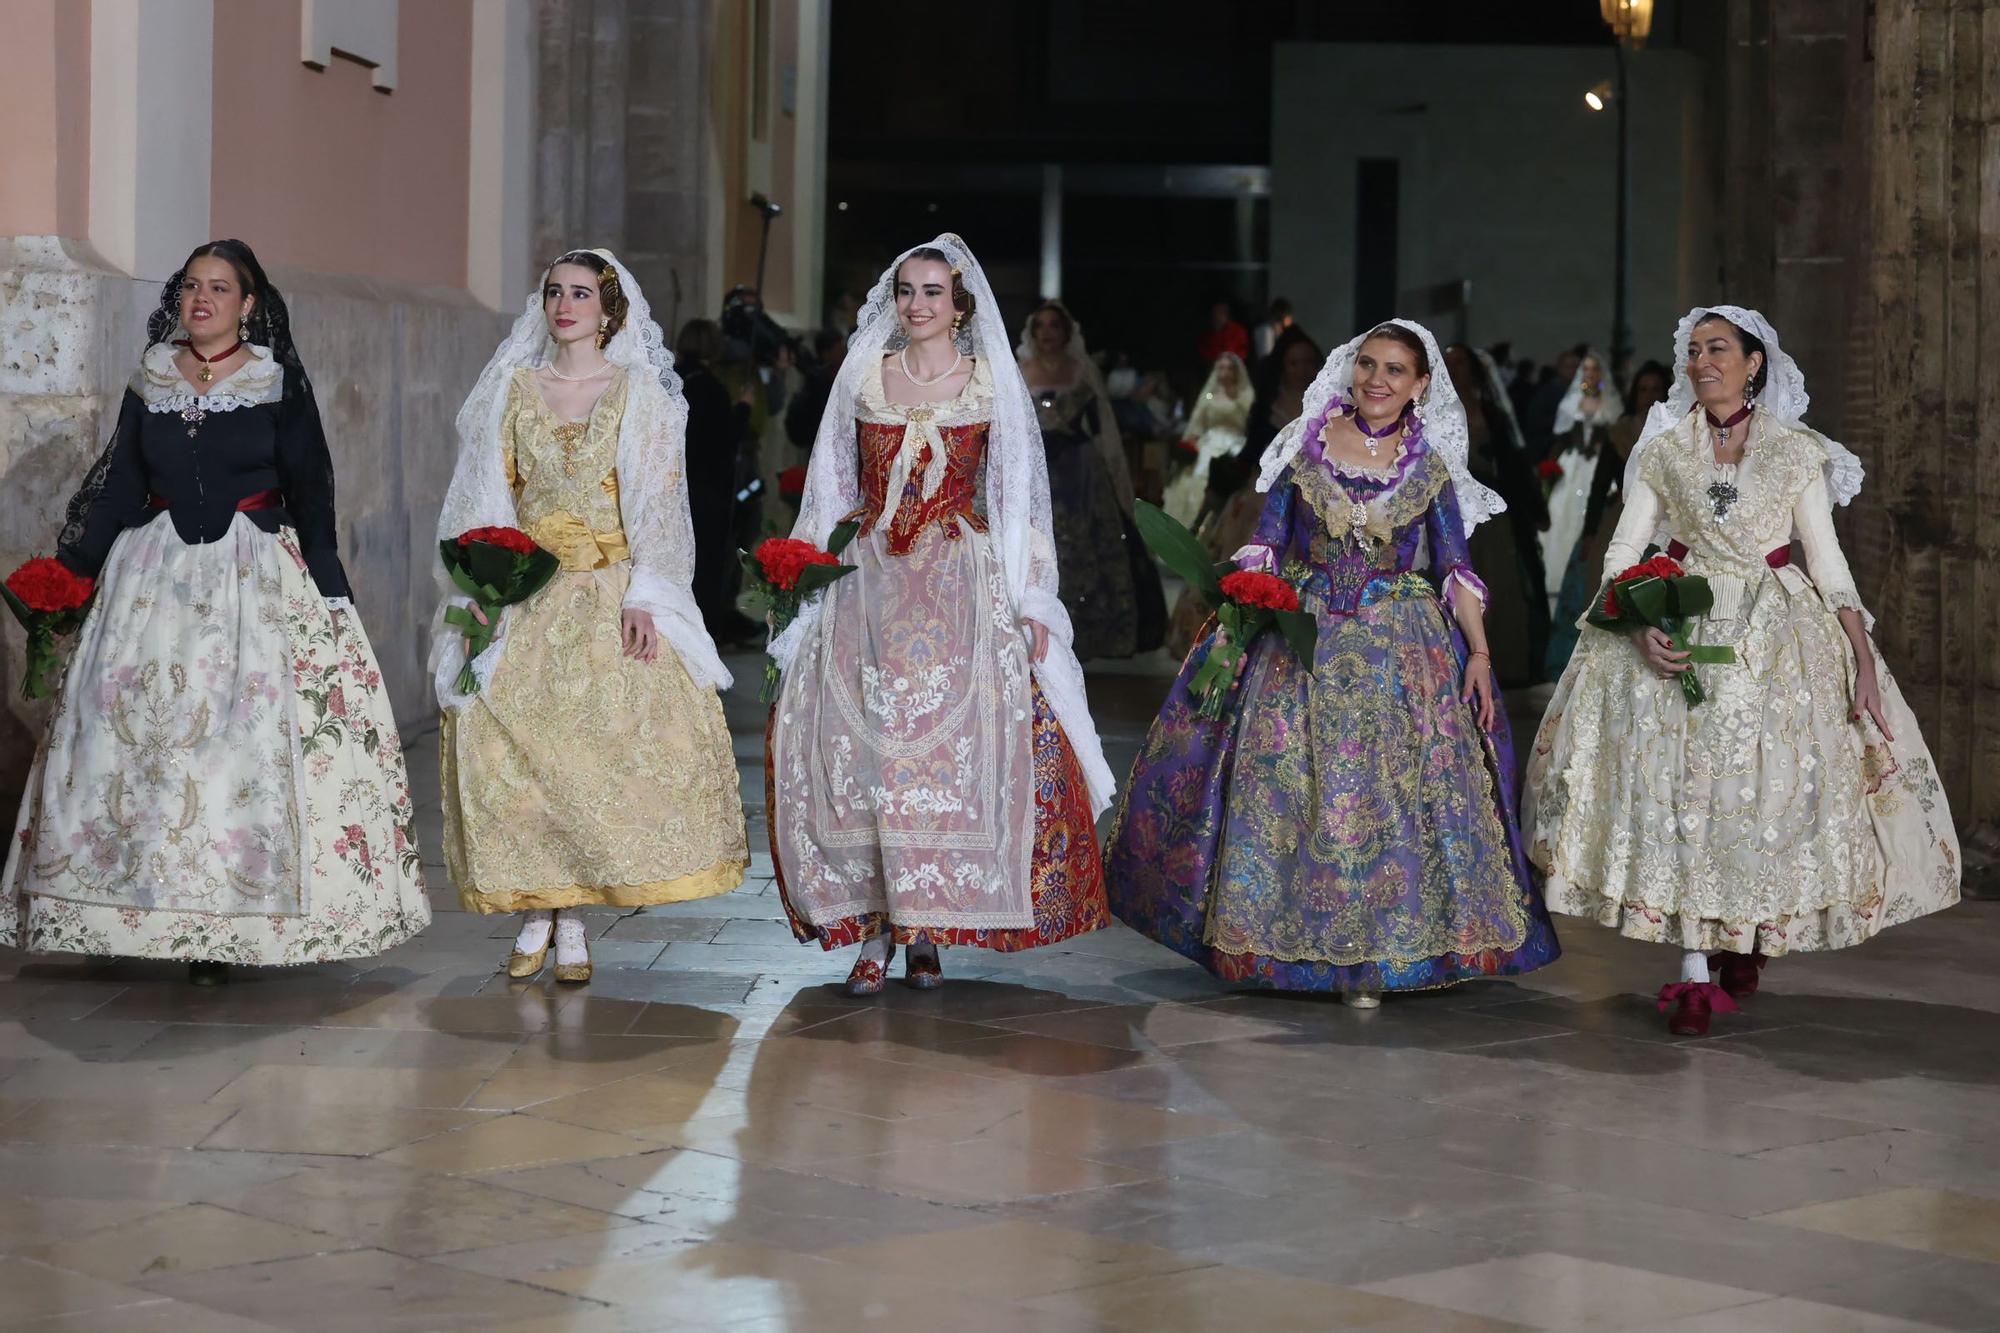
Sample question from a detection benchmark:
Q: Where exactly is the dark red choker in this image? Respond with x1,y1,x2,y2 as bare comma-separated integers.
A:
1704,404,1754,431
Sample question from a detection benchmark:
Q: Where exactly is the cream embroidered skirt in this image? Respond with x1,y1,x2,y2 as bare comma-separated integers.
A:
3,514,431,962
1525,574,1959,954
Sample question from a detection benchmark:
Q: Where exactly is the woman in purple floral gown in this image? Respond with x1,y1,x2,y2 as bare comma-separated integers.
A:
1105,320,1559,1004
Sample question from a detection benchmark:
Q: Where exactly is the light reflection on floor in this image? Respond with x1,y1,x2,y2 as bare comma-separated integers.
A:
0,651,1993,1331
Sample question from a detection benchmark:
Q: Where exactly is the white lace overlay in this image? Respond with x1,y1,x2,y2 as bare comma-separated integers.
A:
1256,318,1504,535
1526,413,1959,954
775,359,1036,932
431,249,726,709
772,233,1115,812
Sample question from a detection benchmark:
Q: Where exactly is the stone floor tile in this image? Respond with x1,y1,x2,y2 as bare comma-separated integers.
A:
1628,1297,1950,1331
1359,1251,1780,1328
0,1096,238,1148
0,1297,286,1331
819,1219,1209,1298
0,1256,162,1324
811,1137,1155,1206
1028,1262,1530,1331
140,1247,599,1331
1756,1186,2000,1264
206,1160,631,1256
205,1063,494,1110
19,1201,349,1283
199,1102,501,1156
374,1112,659,1175
0,1196,180,1253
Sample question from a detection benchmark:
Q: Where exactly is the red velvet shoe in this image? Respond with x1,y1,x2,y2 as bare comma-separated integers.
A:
905,944,943,991
1658,980,1739,1036
844,945,894,997
1710,952,1767,1000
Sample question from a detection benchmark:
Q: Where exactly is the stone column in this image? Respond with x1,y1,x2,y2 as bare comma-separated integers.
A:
1858,0,2000,828
534,0,711,334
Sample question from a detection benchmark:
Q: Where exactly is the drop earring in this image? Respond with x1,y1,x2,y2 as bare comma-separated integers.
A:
951,312,974,356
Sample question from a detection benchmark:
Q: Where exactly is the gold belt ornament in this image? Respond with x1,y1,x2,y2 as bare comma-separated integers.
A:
523,510,630,570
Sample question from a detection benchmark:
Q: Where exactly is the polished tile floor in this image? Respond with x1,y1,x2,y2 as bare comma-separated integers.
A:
1,655,1996,1331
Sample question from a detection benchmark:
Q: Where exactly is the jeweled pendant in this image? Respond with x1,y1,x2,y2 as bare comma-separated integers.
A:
1707,480,1739,519
197,363,213,383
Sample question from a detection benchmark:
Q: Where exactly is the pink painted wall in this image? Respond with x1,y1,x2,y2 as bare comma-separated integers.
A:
0,0,89,237
209,0,472,287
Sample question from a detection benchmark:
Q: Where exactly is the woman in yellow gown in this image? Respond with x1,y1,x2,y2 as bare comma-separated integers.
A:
435,249,747,983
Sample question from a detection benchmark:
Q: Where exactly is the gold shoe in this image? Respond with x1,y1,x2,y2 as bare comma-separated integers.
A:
553,956,593,984
507,942,549,979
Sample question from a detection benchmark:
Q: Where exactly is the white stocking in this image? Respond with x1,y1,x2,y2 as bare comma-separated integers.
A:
554,914,589,966
1679,951,1711,984
858,934,892,964
514,909,553,954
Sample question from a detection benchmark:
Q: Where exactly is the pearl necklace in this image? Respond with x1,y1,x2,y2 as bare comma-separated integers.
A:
544,359,613,382
899,345,963,388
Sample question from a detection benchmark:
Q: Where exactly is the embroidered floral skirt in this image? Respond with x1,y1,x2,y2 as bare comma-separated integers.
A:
1107,575,1560,992
769,524,1108,951
3,515,430,963
1525,575,1960,954
441,565,747,912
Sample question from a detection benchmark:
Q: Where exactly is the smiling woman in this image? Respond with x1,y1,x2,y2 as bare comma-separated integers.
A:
1525,304,1961,1037
766,234,1116,997
1107,318,1559,1004
1,239,432,984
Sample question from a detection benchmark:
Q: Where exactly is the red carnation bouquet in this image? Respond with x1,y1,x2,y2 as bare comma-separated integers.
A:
742,521,860,701
1535,458,1564,497
440,526,560,694
2,557,97,700
1586,553,1736,705
1133,500,1316,719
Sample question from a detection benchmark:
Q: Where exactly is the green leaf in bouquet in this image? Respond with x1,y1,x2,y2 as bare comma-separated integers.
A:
793,562,858,596
1619,576,1672,626
0,584,31,629
827,520,862,557
444,563,500,605
515,546,561,601
1133,501,1223,602
466,540,523,593
1669,576,1715,618
1272,608,1317,665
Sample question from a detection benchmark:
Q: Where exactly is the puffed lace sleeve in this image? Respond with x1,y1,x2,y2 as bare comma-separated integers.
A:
1425,480,1489,610
1794,473,1862,615
1582,470,1664,629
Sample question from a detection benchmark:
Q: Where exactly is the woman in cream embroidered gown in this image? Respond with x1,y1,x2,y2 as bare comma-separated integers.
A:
1162,351,1252,528
1525,306,1959,1036
1539,350,1623,607
4,240,429,982
768,235,1115,995
1107,320,1559,1002
437,249,746,984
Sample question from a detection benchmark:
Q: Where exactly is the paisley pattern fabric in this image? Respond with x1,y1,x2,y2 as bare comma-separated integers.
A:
1107,405,1560,992
1525,413,1960,954
1035,381,1138,659
770,358,1109,950
4,517,430,963
442,373,747,912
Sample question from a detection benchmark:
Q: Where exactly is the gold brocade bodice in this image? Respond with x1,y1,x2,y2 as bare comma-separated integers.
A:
503,368,632,570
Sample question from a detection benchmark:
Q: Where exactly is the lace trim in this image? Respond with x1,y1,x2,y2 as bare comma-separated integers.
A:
134,341,283,415
857,353,994,426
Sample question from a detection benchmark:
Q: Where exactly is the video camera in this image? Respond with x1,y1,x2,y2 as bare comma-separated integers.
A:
721,285,814,372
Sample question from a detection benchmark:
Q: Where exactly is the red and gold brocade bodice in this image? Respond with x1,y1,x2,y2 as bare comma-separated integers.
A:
843,355,996,556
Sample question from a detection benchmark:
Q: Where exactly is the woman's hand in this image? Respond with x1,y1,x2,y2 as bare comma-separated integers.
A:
461,602,489,655
1023,617,1050,665
1461,651,1498,730
1852,660,1894,741
1632,627,1689,678
622,608,659,662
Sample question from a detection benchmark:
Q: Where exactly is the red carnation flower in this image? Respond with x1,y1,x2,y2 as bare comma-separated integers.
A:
457,525,538,555
778,466,808,498
4,558,95,614
1218,569,1300,613
1603,555,1688,616
755,537,838,592
1536,459,1564,482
